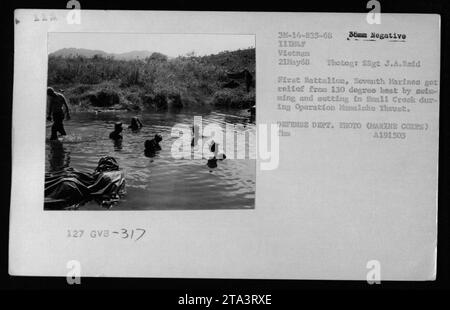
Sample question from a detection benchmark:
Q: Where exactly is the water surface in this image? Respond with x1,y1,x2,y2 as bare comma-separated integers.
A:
45,108,256,210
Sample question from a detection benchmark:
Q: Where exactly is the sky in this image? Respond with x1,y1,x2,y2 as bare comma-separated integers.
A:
48,33,255,57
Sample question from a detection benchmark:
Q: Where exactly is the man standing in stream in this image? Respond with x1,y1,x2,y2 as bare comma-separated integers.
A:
47,87,70,140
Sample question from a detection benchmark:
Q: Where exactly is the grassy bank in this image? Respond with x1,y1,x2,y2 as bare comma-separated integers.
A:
48,48,255,111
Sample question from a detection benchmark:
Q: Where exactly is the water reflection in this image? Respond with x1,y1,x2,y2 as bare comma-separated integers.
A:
113,138,123,151
47,139,70,171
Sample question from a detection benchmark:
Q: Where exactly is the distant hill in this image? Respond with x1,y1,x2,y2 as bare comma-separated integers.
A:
114,50,155,60
50,48,155,60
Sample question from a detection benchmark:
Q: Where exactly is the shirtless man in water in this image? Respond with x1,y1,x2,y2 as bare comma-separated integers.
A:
47,87,70,140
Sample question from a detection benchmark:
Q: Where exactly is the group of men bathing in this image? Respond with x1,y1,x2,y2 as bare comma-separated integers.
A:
107,117,163,157
45,87,226,209
108,118,225,164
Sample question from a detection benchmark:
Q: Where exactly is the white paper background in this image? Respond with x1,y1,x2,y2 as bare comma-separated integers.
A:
10,10,439,280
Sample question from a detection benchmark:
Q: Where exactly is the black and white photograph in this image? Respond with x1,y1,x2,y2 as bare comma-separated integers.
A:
44,33,256,210
3,1,447,293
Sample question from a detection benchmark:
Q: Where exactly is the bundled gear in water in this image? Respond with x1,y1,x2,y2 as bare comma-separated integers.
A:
44,156,125,210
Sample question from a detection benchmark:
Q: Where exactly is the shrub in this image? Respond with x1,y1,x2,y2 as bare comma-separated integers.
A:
47,48,256,111
212,89,255,108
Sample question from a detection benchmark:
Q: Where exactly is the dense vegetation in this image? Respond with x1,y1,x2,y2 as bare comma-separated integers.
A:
47,48,255,111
